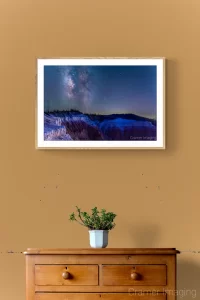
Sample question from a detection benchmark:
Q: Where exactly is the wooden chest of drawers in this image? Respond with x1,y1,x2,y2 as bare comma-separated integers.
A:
24,248,179,300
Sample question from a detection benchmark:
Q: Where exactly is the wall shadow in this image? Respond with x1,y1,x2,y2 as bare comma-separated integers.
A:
165,59,180,153
177,259,200,299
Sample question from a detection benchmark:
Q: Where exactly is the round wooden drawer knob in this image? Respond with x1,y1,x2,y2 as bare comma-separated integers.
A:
62,271,70,279
131,272,140,280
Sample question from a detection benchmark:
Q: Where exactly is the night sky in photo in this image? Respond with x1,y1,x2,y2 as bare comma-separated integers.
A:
44,65,157,119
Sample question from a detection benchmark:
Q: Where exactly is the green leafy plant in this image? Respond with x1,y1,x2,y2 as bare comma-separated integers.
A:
69,206,117,230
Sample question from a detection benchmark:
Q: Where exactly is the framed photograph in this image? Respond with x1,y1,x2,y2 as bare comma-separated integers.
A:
37,58,165,149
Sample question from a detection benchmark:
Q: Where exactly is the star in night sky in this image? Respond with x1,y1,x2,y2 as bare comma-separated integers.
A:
44,65,157,119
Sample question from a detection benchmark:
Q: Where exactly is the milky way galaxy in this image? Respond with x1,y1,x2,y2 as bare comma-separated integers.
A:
44,65,157,119
59,66,94,113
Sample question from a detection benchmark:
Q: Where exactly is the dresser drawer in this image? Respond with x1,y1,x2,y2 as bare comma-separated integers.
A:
35,293,166,300
102,265,166,286
25,248,178,300
35,265,98,286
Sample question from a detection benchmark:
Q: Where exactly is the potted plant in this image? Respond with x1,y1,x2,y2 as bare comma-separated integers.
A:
69,206,117,248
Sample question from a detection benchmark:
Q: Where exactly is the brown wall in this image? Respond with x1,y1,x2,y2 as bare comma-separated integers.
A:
1,0,200,299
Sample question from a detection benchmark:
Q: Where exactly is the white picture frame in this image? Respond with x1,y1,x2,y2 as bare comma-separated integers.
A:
36,57,165,149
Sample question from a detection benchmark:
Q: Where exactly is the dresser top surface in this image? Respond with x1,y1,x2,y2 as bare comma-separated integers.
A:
24,248,179,255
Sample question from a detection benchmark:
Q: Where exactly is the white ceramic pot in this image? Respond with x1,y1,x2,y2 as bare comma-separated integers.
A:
89,230,108,248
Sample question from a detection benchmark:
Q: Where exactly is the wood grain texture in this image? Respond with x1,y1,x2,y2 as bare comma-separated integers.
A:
35,293,166,300
35,285,168,293
25,249,177,300
24,248,179,255
102,265,166,286
35,265,98,286
33,254,174,265
165,255,176,300
25,256,35,300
